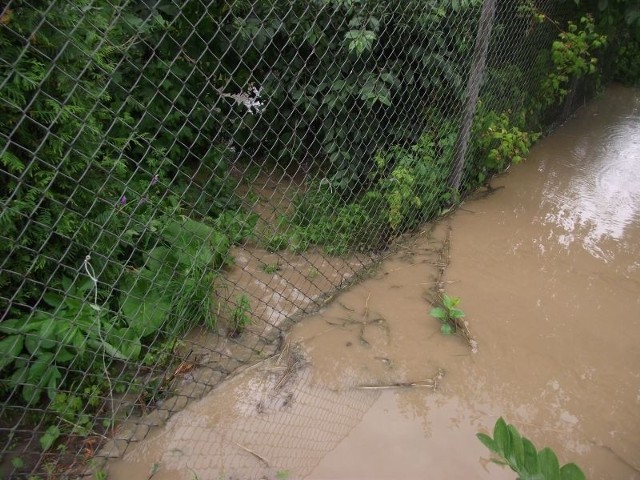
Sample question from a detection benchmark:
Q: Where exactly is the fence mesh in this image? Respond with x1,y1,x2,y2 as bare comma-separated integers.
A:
0,0,619,477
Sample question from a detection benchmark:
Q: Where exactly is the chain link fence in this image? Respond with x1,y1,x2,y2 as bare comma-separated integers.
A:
0,0,627,477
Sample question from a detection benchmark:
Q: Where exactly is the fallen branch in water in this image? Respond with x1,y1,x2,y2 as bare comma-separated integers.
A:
356,368,445,390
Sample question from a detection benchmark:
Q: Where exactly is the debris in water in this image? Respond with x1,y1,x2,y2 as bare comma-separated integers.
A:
356,368,445,390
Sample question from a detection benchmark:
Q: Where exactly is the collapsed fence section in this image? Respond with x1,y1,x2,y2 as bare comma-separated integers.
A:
0,0,635,477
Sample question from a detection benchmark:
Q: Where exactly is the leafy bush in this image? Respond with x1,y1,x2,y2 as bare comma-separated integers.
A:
373,132,452,231
540,15,607,106
0,213,240,405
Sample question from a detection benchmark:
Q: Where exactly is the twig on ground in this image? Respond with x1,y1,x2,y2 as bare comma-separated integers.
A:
356,368,445,390
233,441,271,467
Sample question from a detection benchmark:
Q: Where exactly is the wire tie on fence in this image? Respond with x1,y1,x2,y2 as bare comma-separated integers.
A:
83,254,99,306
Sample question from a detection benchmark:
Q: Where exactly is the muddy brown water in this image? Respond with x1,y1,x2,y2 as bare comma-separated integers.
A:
107,85,640,479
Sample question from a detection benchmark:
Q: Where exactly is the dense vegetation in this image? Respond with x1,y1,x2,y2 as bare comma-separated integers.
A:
0,0,638,464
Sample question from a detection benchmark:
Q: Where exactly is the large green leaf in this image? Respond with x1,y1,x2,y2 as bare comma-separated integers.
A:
522,437,541,476
0,319,23,334
507,424,525,470
0,335,23,370
144,246,175,273
22,352,55,403
559,463,586,480
493,417,510,458
121,281,171,337
477,432,498,454
102,326,141,360
538,447,561,480
45,367,62,400
39,425,61,452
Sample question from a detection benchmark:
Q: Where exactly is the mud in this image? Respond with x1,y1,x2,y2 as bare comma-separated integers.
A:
107,85,640,479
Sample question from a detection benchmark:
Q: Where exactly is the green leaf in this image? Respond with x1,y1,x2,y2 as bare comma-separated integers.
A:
0,335,23,370
39,425,61,451
538,447,561,480
559,463,586,480
522,437,540,476
106,327,141,360
493,417,510,458
45,367,62,400
430,307,447,319
507,424,525,470
477,432,498,454
42,292,64,308
23,352,55,403
443,295,459,310
0,319,23,334
54,348,75,364
440,324,454,335
121,280,171,337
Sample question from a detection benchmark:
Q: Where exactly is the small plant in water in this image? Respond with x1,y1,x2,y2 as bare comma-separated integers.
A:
229,294,252,337
430,294,465,335
275,470,290,480
478,417,585,480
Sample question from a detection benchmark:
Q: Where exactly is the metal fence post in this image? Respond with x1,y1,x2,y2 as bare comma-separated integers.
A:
450,0,498,191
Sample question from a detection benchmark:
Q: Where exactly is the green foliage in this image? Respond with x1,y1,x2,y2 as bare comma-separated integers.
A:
243,0,479,190
0,278,135,404
612,34,640,85
266,234,290,252
287,127,454,255
0,213,242,410
261,262,281,274
478,418,586,480
39,425,61,452
430,294,465,335
541,16,607,105
229,294,252,338
373,132,452,231
120,215,230,337
289,182,378,255
473,108,541,172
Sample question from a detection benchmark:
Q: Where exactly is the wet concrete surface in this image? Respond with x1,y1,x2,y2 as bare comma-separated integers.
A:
107,85,640,479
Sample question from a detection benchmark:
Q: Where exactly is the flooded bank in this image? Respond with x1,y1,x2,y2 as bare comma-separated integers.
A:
107,85,640,479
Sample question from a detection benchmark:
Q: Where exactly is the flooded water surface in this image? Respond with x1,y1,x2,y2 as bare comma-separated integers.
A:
108,85,640,479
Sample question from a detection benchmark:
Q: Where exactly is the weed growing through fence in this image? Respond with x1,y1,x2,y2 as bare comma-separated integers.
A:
478,417,586,480
229,294,252,338
267,234,289,252
261,262,281,274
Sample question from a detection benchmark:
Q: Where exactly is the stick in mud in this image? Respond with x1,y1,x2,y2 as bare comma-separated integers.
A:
356,368,445,390
233,441,272,467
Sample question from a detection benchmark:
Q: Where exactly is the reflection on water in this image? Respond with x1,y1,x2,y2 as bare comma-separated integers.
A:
540,90,640,261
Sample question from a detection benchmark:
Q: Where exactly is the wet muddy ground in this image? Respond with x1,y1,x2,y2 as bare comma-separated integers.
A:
107,85,640,479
